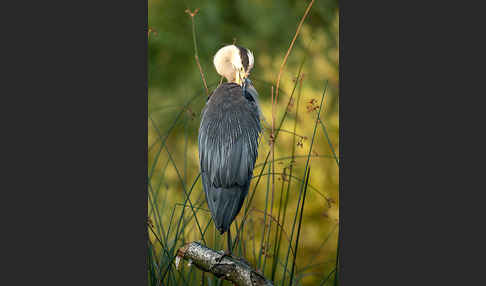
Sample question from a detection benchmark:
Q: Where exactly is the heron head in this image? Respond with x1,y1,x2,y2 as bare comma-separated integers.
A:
213,44,254,86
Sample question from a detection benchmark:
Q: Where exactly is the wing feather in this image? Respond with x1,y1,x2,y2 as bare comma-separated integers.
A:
198,83,261,233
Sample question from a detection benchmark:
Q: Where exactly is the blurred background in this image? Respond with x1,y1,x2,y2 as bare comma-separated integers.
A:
148,0,339,285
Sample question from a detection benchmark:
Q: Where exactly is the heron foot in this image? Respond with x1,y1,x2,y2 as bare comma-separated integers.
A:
234,256,251,267
214,251,252,267
216,250,232,263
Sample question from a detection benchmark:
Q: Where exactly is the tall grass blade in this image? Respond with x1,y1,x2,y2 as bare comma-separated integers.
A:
289,167,311,286
282,81,328,285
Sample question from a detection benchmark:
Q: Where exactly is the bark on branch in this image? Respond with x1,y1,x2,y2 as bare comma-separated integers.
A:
176,242,274,286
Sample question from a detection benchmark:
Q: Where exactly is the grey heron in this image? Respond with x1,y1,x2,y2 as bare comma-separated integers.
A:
198,44,262,257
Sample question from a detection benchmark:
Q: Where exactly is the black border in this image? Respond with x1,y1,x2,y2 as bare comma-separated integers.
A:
6,0,148,284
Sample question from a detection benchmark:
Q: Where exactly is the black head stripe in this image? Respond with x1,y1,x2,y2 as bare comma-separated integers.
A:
236,45,249,72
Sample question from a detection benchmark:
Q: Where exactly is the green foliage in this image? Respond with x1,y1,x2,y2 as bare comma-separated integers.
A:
148,0,339,285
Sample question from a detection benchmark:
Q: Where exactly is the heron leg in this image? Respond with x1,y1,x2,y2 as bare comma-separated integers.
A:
227,228,232,256
216,228,233,263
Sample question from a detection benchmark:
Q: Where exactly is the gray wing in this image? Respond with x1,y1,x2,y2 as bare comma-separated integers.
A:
199,83,261,188
198,83,261,233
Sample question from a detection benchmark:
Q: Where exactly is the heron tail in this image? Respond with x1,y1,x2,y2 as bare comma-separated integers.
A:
205,184,249,234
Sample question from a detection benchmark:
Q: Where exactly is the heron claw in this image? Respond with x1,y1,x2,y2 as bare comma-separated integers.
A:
216,250,232,263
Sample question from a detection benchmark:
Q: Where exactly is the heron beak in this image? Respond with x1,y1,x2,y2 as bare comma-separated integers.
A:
235,68,247,86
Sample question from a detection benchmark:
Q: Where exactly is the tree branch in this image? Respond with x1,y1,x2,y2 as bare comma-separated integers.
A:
176,242,274,286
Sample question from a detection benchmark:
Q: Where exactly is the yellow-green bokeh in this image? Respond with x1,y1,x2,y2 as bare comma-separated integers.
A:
148,1,339,285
